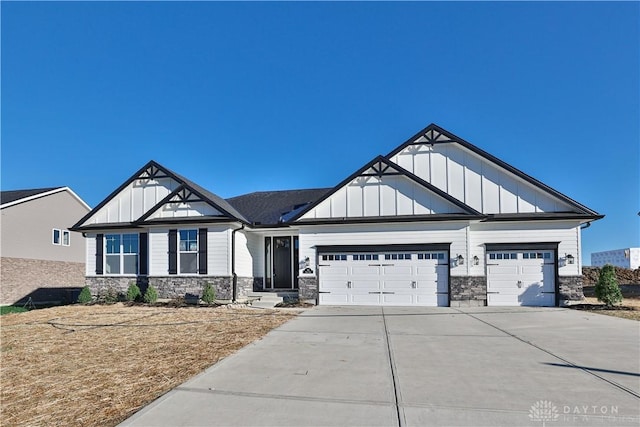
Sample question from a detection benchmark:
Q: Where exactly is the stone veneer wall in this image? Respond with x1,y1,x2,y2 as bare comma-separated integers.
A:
86,276,254,301
1,257,85,305
558,276,583,305
298,277,318,302
449,276,487,307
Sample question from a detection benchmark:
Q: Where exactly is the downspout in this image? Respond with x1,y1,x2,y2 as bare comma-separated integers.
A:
231,224,245,303
580,222,591,230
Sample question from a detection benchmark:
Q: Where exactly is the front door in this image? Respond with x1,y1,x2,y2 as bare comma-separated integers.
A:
273,236,292,289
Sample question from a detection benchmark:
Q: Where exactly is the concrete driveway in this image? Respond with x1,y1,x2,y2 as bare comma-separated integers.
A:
120,307,640,426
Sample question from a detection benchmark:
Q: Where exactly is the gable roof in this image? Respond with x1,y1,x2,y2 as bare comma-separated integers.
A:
71,160,248,230
1,187,62,205
386,123,601,217
227,188,332,225
1,187,90,210
289,155,484,223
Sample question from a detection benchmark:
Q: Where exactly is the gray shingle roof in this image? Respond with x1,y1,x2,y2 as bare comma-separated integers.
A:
227,188,331,225
1,187,63,205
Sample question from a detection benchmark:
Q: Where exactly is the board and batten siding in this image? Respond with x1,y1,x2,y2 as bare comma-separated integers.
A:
146,201,223,220
300,175,465,220
390,143,574,214
468,221,582,276
84,178,180,225
299,222,469,277
207,226,230,276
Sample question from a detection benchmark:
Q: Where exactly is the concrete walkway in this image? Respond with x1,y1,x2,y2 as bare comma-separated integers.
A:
120,307,640,426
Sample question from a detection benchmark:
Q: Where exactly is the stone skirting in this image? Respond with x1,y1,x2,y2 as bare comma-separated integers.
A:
298,276,318,302
86,276,254,301
1,257,85,305
449,276,487,307
558,276,583,305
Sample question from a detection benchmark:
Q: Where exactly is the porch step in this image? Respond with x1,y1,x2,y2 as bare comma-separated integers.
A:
247,292,284,309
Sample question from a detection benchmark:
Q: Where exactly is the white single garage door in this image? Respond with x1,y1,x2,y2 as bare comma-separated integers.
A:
318,251,449,306
486,250,556,306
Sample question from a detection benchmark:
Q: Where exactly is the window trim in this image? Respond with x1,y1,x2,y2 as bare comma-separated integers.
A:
52,229,61,245
178,229,199,275
104,233,139,276
62,230,70,246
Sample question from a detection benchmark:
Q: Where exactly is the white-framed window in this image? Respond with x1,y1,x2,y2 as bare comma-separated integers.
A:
62,230,70,246
105,233,138,275
52,229,61,245
179,229,198,274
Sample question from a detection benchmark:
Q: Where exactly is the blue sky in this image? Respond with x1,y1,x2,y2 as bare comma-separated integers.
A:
2,2,638,264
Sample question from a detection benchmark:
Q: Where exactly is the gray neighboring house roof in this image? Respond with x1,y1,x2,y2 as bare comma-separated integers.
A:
1,187,63,206
226,188,332,225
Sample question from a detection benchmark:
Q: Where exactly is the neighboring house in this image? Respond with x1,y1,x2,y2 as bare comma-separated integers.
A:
71,124,602,307
1,187,91,305
591,248,640,269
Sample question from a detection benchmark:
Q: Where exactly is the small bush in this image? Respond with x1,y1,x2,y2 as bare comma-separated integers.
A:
143,285,158,304
202,283,216,305
595,264,623,307
77,286,92,304
126,282,142,302
97,287,120,304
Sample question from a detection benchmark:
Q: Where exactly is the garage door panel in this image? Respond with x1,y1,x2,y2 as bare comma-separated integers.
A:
351,266,380,275
383,280,413,290
352,294,382,304
352,280,380,290
320,266,349,276
487,265,519,275
321,279,350,290
382,266,412,275
319,293,349,304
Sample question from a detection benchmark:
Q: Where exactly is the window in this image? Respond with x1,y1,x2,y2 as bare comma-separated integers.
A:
352,254,379,261
179,230,198,274
62,231,70,246
52,229,61,245
105,233,138,275
321,254,347,261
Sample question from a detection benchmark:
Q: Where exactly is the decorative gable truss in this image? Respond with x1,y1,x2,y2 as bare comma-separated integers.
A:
292,156,483,223
387,124,599,218
72,161,244,231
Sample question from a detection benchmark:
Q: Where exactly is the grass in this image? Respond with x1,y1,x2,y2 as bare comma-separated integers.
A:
0,303,297,427
571,297,640,321
0,306,29,315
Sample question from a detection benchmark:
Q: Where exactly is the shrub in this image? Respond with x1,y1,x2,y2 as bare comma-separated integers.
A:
143,285,158,304
77,286,92,304
126,282,142,302
595,264,623,307
97,287,119,304
202,283,216,305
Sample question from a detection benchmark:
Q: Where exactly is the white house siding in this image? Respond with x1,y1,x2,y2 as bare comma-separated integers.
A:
207,226,230,276
149,228,169,276
468,221,582,276
299,222,469,277
85,177,180,225
233,230,254,277
390,142,574,214
146,201,222,220
300,175,466,221
246,232,264,278
85,233,97,275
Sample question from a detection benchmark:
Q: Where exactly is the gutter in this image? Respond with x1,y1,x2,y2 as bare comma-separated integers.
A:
231,224,245,303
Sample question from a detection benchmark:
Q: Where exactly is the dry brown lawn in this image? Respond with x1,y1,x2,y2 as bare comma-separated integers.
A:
1,303,297,427
574,297,640,321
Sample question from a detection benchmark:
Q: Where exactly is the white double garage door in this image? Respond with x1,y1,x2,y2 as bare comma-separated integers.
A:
318,250,450,306
318,248,556,307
